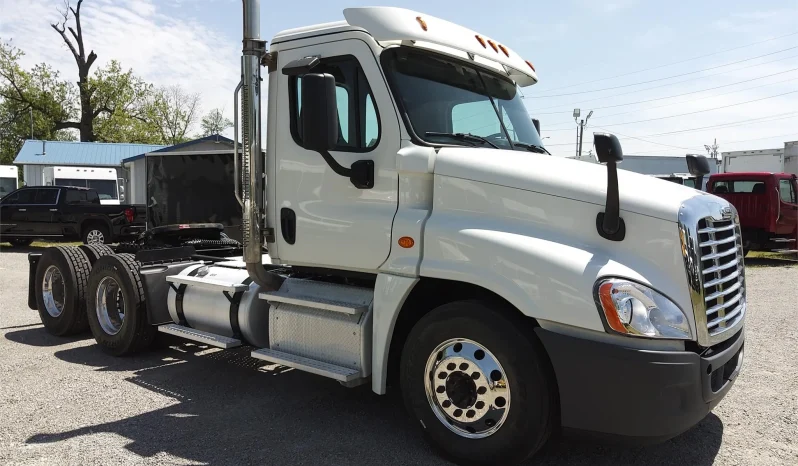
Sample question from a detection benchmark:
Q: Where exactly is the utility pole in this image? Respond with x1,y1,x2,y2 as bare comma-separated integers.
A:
574,108,593,158
704,138,720,165
30,108,34,140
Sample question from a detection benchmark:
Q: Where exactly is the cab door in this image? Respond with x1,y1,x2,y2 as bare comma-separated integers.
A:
0,188,36,235
26,188,61,236
272,38,400,272
776,177,798,236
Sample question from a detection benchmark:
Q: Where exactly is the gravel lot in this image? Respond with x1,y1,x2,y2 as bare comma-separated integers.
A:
1,249,796,466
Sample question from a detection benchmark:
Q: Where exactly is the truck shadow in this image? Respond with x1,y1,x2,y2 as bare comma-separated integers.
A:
744,257,797,267
5,326,93,347
24,340,724,466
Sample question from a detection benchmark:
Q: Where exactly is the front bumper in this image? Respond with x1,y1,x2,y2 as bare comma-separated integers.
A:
536,326,744,443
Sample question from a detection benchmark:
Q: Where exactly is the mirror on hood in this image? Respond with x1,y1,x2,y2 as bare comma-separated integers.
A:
593,133,625,242
686,154,710,191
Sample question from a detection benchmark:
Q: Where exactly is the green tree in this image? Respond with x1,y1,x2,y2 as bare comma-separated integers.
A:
199,108,233,137
150,84,201,145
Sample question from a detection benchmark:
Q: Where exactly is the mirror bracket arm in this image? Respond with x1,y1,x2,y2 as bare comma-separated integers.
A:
596,160,626,241
317,150,374,189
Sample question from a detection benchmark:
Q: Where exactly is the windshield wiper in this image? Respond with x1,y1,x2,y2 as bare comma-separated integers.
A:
512,141,550,155
425,132,499,149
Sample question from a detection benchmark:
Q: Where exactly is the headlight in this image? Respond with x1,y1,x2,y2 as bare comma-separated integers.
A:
594,278,692,340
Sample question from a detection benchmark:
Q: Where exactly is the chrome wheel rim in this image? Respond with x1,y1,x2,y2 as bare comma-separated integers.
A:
86,230,104,244
96,276,125,335
42,265,66,318
424,338,510,439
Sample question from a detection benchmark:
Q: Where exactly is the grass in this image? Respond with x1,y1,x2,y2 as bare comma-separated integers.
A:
0,241,81,250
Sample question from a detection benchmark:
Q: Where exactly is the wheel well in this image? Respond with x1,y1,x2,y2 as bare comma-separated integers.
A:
81,219,109,235
386,278,542,390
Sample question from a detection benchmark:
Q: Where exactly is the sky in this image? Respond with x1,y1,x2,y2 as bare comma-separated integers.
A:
1,0,797,157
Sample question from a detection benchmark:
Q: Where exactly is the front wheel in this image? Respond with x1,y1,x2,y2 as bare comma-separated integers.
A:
400,301,554,466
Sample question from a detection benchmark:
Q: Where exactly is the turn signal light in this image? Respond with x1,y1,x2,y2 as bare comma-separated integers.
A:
416,16,428,31
475,35,486,48
124,208,134,223
398,236,415,249
486,39,499,53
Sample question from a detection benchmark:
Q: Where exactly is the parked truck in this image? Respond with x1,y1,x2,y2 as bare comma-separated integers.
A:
43,166,125,205
0,164,19,199
25,4,746,465
1,185,145,246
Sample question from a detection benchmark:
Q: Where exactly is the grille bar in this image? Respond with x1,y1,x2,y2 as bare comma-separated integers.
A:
704,281,742,302
706,291,743,315
699,235,738,248
707,303,744,329
703,269,741,289
698,223,737,234
702,257,740,275
702,247,738,261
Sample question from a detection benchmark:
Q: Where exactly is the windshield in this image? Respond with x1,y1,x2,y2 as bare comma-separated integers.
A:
0,177,16,198
382,47,544,151
56,178,118,200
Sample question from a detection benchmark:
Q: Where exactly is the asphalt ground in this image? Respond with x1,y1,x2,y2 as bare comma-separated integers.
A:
1,248,796,465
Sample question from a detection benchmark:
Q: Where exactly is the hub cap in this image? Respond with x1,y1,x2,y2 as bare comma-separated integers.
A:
86,230,104,244
424,338,510,438
41,265,66,318
96,276,125,335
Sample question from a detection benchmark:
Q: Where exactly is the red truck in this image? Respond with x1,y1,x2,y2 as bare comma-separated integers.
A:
706,172,798,254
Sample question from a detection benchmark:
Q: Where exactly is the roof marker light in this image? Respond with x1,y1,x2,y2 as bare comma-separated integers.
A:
475,34,486,48
498,44,510,57
525,60,536,72
486,39,499,53
416,16,428,31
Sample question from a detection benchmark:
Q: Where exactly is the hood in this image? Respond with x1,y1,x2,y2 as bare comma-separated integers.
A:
434,148,704,222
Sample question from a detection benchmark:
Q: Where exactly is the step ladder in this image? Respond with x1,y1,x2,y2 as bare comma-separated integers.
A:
158,324,242,348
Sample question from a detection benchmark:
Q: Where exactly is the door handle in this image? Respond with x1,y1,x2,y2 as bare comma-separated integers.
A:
50,209,58,212
18,208,26,212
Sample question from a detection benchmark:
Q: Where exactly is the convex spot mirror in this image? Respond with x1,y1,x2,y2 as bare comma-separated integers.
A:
594,133,623,163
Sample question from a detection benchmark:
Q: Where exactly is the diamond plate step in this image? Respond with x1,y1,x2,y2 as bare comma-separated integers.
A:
158,324,242,348
166,275,249,293
251,348,361,382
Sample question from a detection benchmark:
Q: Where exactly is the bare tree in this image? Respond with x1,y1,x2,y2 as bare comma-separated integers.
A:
199,108,233,136
152,85,201,145
50,0,98,140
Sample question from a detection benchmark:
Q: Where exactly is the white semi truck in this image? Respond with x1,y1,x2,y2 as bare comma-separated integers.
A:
42,165,124,205
0,165,18,198
26,4,745,465
721,142,798,175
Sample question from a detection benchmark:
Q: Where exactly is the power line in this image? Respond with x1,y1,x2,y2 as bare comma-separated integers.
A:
545,75,798,126
592,90,798,128
532,52,798,112
541,31,798,92
635,112,798,137
529,45,798,98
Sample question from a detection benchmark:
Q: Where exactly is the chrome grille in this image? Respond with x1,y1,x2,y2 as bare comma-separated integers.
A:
696,218,746,337
678,197,746,347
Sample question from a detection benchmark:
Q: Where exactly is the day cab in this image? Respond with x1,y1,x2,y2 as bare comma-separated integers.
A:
707,172,798,254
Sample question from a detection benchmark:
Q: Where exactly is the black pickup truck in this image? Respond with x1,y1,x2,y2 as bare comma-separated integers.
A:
0,185,145,246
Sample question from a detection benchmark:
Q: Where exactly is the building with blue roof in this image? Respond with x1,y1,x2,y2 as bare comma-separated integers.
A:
14,139,166,187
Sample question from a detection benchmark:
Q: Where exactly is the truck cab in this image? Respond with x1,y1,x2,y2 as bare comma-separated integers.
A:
707,172,798,254
26,6,746,465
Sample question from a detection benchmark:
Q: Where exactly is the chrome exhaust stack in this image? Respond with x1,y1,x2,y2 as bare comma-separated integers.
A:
238,0,282,290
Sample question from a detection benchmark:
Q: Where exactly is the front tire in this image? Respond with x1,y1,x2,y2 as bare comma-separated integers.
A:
34,246,92,336
86,253,155,356
400,300,554,466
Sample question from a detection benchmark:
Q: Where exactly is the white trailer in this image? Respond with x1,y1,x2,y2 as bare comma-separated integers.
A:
26,4,745,465
0,165,18,198
721,144,798,175
42,166,124,205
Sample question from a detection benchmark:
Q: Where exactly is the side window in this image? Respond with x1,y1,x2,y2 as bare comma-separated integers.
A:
779,180,796,204
13,189,36,204
2,191,20,204
34,189,59,205
711,181,730,194
65,190,84,204
289,55,380,151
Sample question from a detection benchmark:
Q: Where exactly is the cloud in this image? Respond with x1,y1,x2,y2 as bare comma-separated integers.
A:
0,0,240,136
